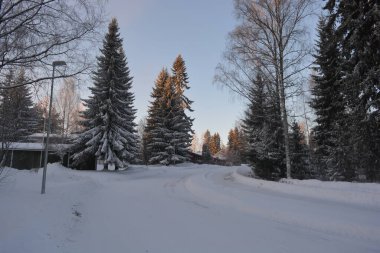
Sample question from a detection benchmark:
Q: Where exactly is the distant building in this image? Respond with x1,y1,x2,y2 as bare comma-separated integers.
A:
2,133,73,169
188,151,228,166
188,151,203,164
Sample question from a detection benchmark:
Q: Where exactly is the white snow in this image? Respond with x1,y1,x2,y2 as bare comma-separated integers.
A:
0,163,379,253
9,142,44,151
8,142,71,151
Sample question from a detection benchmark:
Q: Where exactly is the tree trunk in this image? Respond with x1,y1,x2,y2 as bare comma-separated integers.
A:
279,83,291,179
279,49,291,179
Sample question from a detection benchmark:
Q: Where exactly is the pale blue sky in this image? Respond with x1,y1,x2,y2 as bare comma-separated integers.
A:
99,0,320,144
99,0,243,144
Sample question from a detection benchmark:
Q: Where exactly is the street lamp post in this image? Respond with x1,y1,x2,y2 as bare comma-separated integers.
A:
41,61,66,194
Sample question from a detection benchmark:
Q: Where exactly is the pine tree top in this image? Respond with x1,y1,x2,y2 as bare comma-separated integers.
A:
110,18,118,29
149,69,170,104
172,54,189,92
172,54,185,70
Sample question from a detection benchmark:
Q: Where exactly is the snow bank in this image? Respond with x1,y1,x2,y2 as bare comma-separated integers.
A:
233,165,380,208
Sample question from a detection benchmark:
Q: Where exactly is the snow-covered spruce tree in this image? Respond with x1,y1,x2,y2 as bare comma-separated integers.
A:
145,69,172,164
72,18,139,170
334,0,380,181
201,143,211,162
311,15,345,180
312,0,380,181
145,56,194,165
227,128,240,165
162,75,186,164
170,55,194,162
242,73,285,180
200,130,212,162
0,69,38,141
34,98,62,134
289,121,310,180
1,69,38,168
227,127,242,164
209,133,221,155
242,74,266,175
203,130,211,148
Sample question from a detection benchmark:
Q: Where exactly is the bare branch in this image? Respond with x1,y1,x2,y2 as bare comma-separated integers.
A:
0,0,106,88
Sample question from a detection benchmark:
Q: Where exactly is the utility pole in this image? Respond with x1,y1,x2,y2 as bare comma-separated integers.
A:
41,61,66,194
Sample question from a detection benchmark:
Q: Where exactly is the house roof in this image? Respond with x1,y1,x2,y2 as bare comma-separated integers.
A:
7,142,71,151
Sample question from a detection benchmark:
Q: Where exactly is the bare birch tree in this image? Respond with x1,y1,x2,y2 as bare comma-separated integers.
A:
0,0,106,89
215,0,314,178
55,78,82,137
191,132,201,153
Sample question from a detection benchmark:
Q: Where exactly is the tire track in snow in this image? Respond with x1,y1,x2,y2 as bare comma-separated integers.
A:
162,167,211,210
181,167,380,242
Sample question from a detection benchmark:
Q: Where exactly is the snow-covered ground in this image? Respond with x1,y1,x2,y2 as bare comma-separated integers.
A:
0,163,379,253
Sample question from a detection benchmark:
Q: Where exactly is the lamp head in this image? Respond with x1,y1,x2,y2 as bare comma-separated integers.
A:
53,61,67,67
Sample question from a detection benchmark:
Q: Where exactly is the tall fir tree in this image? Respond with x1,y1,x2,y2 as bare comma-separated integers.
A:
145,69,174,165
203,130,211,147
145,56,194,165
34,97,62,134
242,73,285,180
242,74,266,175
311,15,345,180
227,128,240,153
336,0,380,181
312,0,380,181
72,18,139,170
162,75,188,164
227,127,245,165
0,69,38,141
201,143,211,162
170,55,194,161
209,133,221,155
201,130,212,161
289,121,310,179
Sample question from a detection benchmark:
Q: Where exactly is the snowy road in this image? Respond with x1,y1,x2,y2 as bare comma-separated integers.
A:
0,164,379,253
